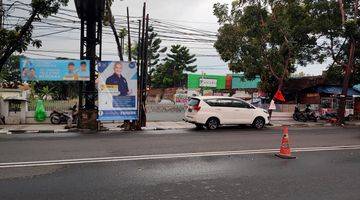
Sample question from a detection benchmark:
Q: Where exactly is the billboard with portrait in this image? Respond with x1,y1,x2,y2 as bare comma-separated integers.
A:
97,61,138,121
19,58,90,81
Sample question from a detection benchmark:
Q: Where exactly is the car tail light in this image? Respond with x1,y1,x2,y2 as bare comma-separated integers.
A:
193,105,201,111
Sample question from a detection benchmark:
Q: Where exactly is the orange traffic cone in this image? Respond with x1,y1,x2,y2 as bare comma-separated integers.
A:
275,126,296,159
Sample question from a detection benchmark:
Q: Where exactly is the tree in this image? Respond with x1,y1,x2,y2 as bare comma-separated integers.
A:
213,0,322,97
128,26,167,86
38,85,54,100
119,28,128,58
0,0,69,70
129,27,167,67
152,45,197,88
0,55,24,84
146,27,167,86
325,64,360,86
305,0,359,123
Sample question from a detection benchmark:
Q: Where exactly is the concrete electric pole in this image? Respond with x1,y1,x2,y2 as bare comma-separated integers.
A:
0,0,3,29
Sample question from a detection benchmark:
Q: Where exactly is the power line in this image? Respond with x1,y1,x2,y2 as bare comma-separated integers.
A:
33,28,77,38
25,49,221,57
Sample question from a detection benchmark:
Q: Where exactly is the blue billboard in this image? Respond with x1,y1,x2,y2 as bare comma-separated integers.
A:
19,58,90,81
97,61,138,121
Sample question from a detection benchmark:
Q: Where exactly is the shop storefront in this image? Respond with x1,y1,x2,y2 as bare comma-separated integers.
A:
316,86,360,117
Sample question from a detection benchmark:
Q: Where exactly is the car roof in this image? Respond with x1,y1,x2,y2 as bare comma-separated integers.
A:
190,96,244,101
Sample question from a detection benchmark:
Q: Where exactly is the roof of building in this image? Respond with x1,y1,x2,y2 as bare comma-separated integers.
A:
284,76,326,93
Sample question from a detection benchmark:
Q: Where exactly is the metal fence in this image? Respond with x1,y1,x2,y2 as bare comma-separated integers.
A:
28,99,78,111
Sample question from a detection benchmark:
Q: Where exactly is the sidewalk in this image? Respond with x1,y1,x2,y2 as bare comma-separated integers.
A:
1,120,359,134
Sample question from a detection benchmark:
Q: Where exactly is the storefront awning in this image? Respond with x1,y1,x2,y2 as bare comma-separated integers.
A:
354,84,360,93
316,86,360,96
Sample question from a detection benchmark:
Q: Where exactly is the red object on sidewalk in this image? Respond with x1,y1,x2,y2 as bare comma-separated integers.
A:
275,126,296,159
274,90,286,102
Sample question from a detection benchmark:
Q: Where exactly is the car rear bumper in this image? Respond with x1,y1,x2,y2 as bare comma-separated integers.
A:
183,116,199,124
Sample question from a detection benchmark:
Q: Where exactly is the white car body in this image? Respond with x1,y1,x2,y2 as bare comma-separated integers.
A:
184,96,269,129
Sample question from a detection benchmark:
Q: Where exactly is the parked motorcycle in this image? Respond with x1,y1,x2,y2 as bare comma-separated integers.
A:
50,104,78,125
293,105,319,122
293,106,307,122
319,112,337,120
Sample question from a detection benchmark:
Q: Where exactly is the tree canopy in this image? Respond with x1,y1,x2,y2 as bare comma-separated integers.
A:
0,0,69,70
152,45,197,88
0,55,23,84
213,0,322,93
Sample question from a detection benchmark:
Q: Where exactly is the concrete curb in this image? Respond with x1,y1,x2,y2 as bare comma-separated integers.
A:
1,121,359,135
269,122,360,128
1,129,70,134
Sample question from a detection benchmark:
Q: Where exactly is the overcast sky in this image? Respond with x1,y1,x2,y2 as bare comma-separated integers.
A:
4,0,328,75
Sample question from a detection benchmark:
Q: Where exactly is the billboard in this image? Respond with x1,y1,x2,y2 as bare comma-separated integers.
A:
19,58,90,81
97,61,138,121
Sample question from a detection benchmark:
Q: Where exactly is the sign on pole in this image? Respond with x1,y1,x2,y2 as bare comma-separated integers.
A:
19,58,90,81
97,61,138,121
199,78,217,88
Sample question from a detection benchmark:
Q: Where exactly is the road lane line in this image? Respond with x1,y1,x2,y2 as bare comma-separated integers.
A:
1,145,360,168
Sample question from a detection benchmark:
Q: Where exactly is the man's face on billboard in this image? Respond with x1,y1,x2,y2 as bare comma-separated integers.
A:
30,69,35,77
81,64,87,72
114,63,123,76
68,64,75,72
22,68,28,76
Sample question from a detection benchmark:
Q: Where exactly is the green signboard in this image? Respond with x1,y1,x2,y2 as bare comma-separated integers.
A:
187,74,226,89
231,74,260,89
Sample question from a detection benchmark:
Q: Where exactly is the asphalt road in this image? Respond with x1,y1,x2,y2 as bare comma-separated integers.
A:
0,127,359,200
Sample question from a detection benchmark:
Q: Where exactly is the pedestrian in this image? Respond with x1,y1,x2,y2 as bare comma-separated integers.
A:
268,99,276,120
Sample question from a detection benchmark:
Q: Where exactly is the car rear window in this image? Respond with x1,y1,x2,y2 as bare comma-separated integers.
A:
188,98,200,106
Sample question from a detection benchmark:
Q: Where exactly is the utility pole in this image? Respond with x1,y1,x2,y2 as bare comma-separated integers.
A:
135,19,142,130
142,13,150,127
75,0,104,130
127,7,131,62
139,2,146,127
0,0,3,29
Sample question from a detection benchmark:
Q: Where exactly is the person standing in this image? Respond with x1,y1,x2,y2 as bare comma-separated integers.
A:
268,99,276,120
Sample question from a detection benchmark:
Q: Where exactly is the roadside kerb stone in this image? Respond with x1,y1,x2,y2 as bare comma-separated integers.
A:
0,120,359,134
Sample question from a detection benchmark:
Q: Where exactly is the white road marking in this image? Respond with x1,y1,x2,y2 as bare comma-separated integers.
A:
1,145,360,169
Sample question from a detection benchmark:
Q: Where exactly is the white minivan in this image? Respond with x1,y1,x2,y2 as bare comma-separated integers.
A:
184,96,269,130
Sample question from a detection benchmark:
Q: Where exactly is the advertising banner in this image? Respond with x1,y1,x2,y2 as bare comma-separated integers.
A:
19,58,90,81
97,61,138,121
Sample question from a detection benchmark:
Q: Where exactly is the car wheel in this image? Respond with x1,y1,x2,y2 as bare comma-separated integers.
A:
252,117,265,129
206,118,219,130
